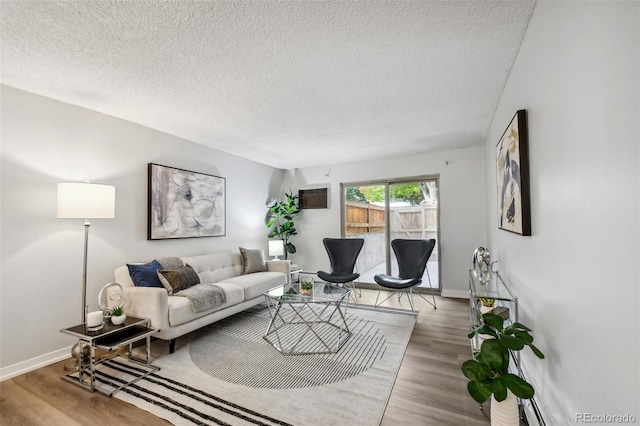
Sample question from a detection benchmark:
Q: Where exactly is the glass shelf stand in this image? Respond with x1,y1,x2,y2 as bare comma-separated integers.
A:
468,269,524,415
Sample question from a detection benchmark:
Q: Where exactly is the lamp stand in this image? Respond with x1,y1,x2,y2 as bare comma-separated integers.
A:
81,220,90,324
64,219,91,371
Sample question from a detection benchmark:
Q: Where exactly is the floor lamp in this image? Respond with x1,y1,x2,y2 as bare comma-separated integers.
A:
58,182,115,368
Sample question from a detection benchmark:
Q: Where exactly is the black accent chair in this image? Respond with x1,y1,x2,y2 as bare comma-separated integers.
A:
317,238,364,302
374,239,437,314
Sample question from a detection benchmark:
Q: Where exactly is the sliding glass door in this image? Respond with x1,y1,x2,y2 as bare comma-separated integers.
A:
342,177,439,291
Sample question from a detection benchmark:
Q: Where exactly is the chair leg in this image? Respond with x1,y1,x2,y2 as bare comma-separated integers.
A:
406,269,438,311
374,288,397,308
376,286,434,315
410,288,436,309
344,280,361,298
404,289,418,316
422,267,437,309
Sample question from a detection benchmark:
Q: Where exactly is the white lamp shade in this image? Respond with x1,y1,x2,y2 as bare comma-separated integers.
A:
269,240,284,257
57,183,116,219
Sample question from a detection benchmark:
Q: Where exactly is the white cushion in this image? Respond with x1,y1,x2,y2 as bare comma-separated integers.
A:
182,253,243,283
223,271,286,300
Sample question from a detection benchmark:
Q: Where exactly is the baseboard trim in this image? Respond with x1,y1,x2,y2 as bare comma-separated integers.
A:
441,288,469,299
0,346,72,382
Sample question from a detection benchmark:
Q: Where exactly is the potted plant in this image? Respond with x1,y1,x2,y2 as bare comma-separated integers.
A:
462,313,544,425
300,280,313,296
266,191,301,260
479,297,495,313
110,305,126,325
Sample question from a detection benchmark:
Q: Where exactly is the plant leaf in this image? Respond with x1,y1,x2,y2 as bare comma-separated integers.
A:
468,381,493,403
510,322,532,332
529,344,545,359
483,313,504,331
468,325,497,339
511,330,534,344
502,374,534,399
492,378,507,402
480,339,507,372
461,360,491,382
499,333,525,351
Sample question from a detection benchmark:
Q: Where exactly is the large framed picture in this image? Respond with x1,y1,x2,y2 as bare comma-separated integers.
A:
148,163,226,240
496,110,531,236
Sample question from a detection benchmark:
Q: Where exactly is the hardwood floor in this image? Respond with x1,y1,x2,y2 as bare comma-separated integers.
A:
0,290,490,425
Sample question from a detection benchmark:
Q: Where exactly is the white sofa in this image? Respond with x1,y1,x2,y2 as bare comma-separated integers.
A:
114,252,289,353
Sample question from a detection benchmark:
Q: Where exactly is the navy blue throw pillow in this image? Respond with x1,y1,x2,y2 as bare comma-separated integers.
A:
127,260,163,288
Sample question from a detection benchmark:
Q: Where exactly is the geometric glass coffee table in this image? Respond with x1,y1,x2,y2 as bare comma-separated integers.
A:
262,282,351,355
60,316,159,396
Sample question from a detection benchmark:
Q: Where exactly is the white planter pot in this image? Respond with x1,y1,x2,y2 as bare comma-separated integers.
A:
480,305,494,314
491,390,519,426
111,314,126,325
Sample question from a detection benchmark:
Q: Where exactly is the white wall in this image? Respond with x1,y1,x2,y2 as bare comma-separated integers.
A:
485,2,639,424
284,145,486,297
0,86,283,375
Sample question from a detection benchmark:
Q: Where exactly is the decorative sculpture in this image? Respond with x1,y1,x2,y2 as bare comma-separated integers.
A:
473,247,492,284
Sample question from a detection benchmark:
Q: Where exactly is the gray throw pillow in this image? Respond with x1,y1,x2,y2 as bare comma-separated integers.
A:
157,256,184,270
239,247,267,274
157,264,200,295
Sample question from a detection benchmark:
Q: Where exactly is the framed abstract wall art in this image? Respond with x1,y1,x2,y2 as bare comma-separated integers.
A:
148,163,226,240
496,110,531,236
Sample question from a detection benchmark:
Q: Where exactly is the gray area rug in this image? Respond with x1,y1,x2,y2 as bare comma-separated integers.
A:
113,303,416,426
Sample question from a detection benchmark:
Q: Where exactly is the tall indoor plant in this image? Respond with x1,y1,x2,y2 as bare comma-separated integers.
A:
266,191,300,260
462,313,544,425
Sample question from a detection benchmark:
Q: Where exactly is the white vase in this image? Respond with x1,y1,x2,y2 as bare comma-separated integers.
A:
111,314,126,325
86,310,104,331
480,305,494,314
491,390,519,426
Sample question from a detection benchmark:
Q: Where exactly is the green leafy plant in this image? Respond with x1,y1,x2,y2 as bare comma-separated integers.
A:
110,306,124,317
479,297,495,307
266,191,301,259
462,313,544,403
299,279,313,296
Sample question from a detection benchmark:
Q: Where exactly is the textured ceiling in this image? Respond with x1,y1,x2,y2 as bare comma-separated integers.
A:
1,1,535,169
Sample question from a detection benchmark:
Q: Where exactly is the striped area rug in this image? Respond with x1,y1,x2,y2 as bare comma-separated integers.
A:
97,358,292,426
114,303,416,426
191,304,388,389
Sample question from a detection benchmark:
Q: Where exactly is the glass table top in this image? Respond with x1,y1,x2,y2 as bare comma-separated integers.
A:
264,282,350,303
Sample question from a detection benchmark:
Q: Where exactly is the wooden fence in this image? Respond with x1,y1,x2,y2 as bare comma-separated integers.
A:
345,201,385,234
346,201,438,272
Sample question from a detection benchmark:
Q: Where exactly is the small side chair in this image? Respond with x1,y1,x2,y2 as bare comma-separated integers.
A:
317,238,364,303
374,238,437,315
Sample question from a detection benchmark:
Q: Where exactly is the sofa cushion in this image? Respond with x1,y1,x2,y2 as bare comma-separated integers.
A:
223,271,286,300
157,256,184,270
182,253,243,283
127,260,163,288
168,282,244,326
158,264,200,295
239,247,267,274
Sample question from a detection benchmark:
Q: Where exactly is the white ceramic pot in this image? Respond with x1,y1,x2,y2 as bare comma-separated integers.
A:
480,305,494,314
111,314,126,325
491,390,519,426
